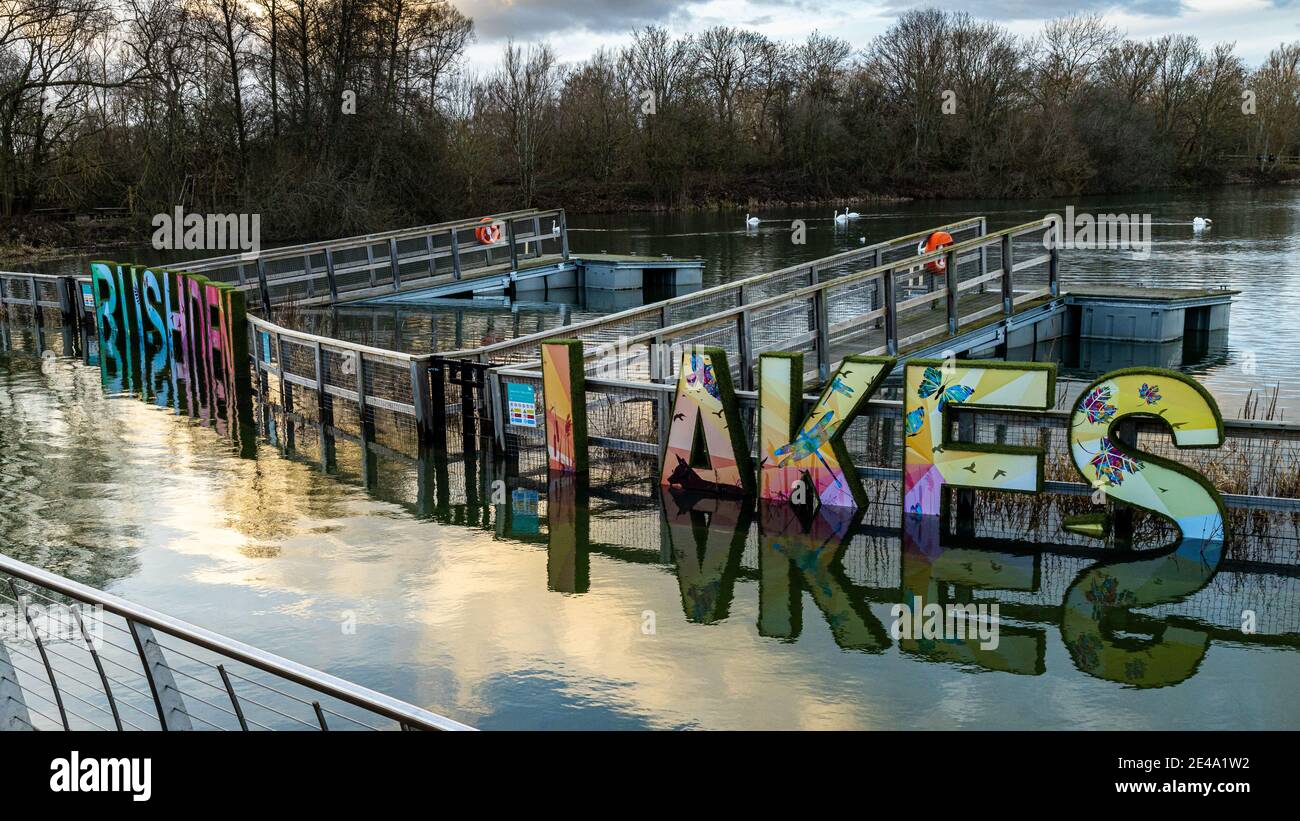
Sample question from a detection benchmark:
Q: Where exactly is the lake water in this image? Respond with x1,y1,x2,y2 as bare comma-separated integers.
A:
2,187,1299,729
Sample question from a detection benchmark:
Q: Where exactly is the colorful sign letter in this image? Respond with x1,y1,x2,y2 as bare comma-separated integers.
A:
758,353,892,509
541,339,587,474
903,359,1056,516
660,347,752,497
1065,367,1226,544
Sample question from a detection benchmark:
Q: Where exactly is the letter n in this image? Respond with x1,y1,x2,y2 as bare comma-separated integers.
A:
541,339,587,474
758,353,893,508
659,346,752,496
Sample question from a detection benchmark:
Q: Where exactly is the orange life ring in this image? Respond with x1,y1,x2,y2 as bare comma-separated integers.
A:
475,217,502,245
917,231,953,273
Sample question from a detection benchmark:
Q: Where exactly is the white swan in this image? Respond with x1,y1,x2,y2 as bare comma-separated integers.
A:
846,209,861,219
833,210,848,224
1192,216,1211,231
745,213,760,227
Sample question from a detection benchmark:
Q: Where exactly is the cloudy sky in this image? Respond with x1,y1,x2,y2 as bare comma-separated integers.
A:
453,0,1300,73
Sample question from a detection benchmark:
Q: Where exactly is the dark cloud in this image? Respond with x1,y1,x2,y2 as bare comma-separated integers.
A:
457,0,707,39
879,0,1187,19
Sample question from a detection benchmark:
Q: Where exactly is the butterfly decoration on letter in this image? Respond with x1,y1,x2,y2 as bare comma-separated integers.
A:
918,366,974,410
1139,383,1161,405
907,367,974,437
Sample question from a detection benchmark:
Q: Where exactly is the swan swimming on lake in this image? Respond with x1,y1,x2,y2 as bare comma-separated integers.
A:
746,213,760,227
834,210,848,224
1192,216,1212,231
845,209,861,219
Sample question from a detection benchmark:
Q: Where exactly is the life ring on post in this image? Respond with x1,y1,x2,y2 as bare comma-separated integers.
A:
475,217,502,245
917,230,954,273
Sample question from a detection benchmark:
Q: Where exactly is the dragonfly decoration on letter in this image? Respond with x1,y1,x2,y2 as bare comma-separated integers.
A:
774,411,843,488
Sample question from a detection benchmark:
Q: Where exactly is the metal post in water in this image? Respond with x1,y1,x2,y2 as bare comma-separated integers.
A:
507,219,518,272
325,248,339,301
450,228,462,281
736,311,753,391
390,238,402,291
1048,222,1060,297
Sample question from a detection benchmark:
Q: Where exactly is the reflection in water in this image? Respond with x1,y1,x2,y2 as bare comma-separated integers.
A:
1062,538,1222,688
900,513,1045,675
757,502,886,651
659,490,747,624
2,344,1298,728
547,476,589,594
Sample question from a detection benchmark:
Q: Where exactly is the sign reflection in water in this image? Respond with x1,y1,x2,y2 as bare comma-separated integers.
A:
90,261,255,454
524,479,1234,689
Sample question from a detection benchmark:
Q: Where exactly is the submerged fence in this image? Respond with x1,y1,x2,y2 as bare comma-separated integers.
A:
0,271,87,359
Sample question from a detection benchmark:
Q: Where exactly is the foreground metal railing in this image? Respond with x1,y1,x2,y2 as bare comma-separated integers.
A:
0,553,473,731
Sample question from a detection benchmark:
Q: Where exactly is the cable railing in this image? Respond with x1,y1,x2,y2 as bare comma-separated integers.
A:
0,553,473,731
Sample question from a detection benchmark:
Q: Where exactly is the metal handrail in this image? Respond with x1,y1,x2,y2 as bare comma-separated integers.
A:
444,216,988,362
172,207,555,271
248,313,427,364
0,552,473,731
508,218,1054,374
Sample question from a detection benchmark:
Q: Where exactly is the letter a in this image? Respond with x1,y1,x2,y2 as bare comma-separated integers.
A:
660,346,752,496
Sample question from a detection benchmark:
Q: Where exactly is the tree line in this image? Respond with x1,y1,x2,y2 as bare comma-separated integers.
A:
3,0,1300,240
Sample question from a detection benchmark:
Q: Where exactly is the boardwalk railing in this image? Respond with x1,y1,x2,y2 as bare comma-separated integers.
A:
0,271,87,358
244,217,1000,455
445,216,997,372
248,314,439,451
0,553,472,731
532,218,1059,389
176,208,569,311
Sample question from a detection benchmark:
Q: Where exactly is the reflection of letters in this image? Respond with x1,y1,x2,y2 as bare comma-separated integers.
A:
547,476,590,594
757,502,886,651
899,513,1044,675
1062,538,1220,688
660,489,749,624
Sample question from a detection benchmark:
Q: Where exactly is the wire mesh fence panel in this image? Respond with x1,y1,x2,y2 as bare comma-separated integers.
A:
665,288,743,324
